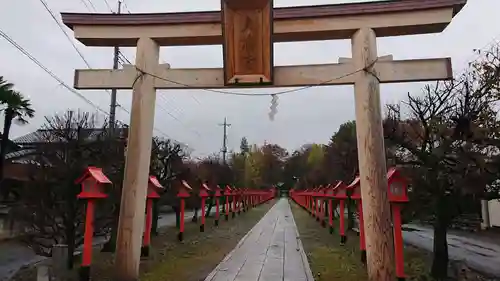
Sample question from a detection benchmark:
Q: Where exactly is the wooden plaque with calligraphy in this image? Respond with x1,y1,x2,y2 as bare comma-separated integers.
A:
221,0,273,86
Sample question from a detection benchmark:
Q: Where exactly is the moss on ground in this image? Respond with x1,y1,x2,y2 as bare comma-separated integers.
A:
12,201,275,281
290,201,433,281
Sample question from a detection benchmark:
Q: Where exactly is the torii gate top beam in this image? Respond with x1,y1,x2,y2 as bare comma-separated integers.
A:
61,0,466,47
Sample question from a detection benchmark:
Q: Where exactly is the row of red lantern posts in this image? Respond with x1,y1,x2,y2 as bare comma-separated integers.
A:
75,166,276,281
289,167,408,281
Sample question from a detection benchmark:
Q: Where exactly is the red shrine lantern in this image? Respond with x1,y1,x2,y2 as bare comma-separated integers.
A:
387,167,409,280
76,167,111,281
347,175,366,263
177,180,192,242
199,183,211,232
141,175,163,257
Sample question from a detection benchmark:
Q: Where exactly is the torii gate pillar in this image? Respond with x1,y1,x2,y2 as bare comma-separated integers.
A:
114,37,159,281
352,28,394,279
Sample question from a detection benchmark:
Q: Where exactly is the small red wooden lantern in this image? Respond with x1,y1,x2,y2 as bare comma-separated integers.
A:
141,176,162,257
214,185,222,226
332,181,348,243
387,167,409,280
224,185,232,220
177,180,192,242
199,182,211,232
76,167,111,281
347,175,366,263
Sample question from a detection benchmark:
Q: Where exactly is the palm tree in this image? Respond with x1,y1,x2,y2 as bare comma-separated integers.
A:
0,76,35,198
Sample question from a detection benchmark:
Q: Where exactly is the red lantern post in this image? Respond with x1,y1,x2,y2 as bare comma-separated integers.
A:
387,168,409,281
75,167,111,281
347,176,366,263
199,182,211,232
332,181,348,243
141,175,163,257
177,180,192,242
224,185,232,220
214,185,222,226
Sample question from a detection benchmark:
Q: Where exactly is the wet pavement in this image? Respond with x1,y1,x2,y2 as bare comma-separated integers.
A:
403,224,500,277
204,199,313,281
0,210,201,281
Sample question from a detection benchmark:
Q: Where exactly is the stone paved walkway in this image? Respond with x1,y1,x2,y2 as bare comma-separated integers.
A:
204,198,313,281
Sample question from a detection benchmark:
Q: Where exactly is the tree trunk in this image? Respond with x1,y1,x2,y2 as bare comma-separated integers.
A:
191,207,199,222
173,205,180,228
205,201,214,218
431,199,451,280
347,198,354,230
151,199,159,235
431,220,449,280
101,204,119,252
0,110,13,200
66,223,76,270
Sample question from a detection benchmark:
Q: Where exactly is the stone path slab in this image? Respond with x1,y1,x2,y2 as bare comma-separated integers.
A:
204,199,313,281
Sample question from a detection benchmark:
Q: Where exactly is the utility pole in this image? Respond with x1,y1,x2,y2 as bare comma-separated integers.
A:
109,0,121,131
219,117,231,164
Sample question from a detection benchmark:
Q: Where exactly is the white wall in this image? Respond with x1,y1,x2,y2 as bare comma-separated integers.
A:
488,199,500,228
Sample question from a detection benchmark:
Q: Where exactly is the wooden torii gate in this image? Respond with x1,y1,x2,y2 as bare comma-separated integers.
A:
61,0,465,280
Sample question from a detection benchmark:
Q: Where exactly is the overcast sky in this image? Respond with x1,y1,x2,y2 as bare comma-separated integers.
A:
1,0,499,157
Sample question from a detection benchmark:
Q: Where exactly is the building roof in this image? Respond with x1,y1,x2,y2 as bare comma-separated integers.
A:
61,0,466,28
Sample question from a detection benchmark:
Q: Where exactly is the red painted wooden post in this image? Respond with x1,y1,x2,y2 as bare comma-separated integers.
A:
142,176,162,257
76,167,111,281
387,168,409,281
177,180,192,242
199,183,211,232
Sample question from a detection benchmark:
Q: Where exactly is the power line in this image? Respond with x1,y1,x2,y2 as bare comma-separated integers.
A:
78,0,92,12
38,0,92,68
102,0,113,11
82,0,98,12
0,28,173,140
117,50,205,137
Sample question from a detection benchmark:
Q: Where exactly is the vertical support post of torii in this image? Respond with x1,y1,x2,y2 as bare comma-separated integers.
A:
351,28,395,281
114,37,159,281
